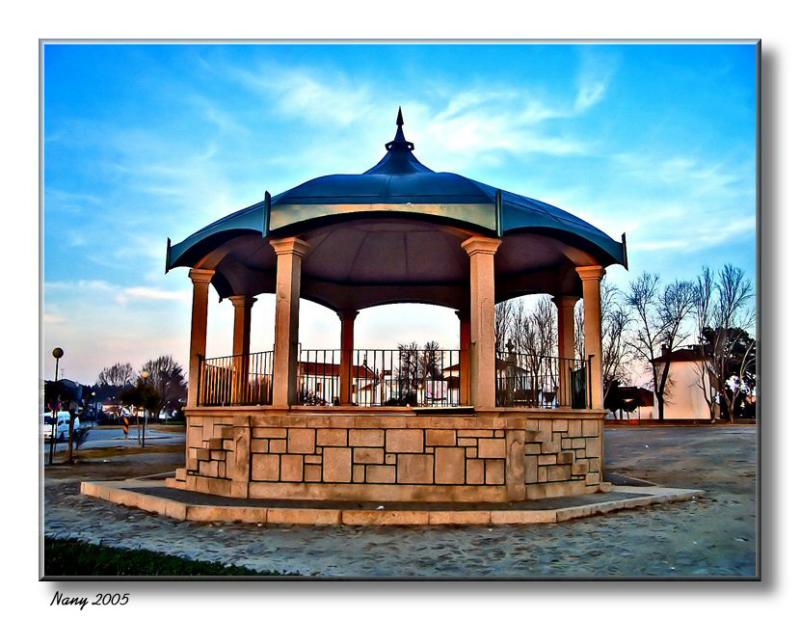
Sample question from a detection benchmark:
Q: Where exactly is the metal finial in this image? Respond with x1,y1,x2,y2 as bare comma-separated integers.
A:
396,106,404,127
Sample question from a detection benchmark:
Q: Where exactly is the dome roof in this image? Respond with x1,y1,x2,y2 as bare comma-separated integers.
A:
166,108,626,285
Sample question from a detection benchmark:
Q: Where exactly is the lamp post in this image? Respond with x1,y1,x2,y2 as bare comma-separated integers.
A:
48,347,64,466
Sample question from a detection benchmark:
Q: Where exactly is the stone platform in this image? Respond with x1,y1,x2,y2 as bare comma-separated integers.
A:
80,479,703,526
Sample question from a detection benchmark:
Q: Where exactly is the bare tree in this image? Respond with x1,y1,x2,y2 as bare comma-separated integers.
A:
97,362,134,387
692,265,756,422
625,273,694,420
495,299,518,353
601,283,634,403
141,355,187,419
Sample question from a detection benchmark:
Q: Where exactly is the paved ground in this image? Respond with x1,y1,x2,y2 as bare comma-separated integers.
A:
43,426,757,579
44,425,184,454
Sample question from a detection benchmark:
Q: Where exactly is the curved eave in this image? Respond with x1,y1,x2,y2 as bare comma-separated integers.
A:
166,200,265,270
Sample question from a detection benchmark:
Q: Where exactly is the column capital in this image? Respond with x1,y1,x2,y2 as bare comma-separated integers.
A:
337,309,359,322
460,236,502,257
188,268,215,285
553,295,580,309
229,295,257,309
269,236,311,258
575,265,606,282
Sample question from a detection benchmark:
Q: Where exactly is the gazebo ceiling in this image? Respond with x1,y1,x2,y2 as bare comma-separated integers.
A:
166,108,627,310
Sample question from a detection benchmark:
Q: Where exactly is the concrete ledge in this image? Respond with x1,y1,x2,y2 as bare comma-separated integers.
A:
80,480,703,527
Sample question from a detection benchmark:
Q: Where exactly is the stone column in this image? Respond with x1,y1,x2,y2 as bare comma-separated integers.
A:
461,236,502,409
576,266,605,410
553,296,578,408
270,237,310,408
187,268,215,407
338,309,358,405
230,295,256,404
455,309,471,405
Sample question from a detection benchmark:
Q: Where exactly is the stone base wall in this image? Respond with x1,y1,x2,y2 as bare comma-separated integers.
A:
177,408,604,503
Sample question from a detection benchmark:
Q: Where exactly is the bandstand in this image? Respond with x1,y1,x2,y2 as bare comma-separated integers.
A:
164,109,627,503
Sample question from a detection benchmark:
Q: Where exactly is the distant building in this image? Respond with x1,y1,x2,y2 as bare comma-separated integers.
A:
636,346,714,420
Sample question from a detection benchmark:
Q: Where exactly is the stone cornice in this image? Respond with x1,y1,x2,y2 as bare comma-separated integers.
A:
460,236,502,257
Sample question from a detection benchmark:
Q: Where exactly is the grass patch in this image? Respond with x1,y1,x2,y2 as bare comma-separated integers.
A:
44,537,294,577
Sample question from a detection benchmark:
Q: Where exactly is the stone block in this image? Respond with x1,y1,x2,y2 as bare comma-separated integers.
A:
397,454,433,484
187,425,203,448
195,448,210,461
229,426,250,482
353,464,365,483
220,426,235,439
349,429,384,447
280,454,304,482
557,451,574,464
304,464,322,482
252,427,287,439
429,511,490,525
586,472,601,485
175,468,186,482
586,437,601,458
572,437,586,449
548,465,572,482
250,438,269,453
576,449,586,459
542,441,560,454
582,419,600,436
317,429,348,446
207,437,224,450
525,456,538,483
223,440,234,451
494,430,504,438
323,447,352,482
538,466,548,482
385,453,396,464
561,438,572,450
199,460,217,477
568,420,582,437
343,510,429,526
269,508,340,525
525,443,541,455
589,457,601,472
466,459,485,484
288,428,316,454
211,450,226,461
553,420,568,432
457,437,477,447
466,447,477,458
386,429,424,453
539,454,557,465
252,454,280,481
457,429,494,438
478,438,506,458
207,477,230,495
354,447,385,464
572,461,589,475
434,447,465,484
485,459,505,485
304,454,322,464
426,429,456,446
269,439,287,453
524,430,541,442
365,465,395,483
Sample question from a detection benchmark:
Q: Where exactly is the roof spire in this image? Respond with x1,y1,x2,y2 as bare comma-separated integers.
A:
385,106,414,151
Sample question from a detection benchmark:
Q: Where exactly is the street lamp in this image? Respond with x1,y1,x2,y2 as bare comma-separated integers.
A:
48,347,64,465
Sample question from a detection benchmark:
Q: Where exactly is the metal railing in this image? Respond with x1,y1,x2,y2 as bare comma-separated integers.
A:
495,352,591,409
198,351,274,406
298,348,462,407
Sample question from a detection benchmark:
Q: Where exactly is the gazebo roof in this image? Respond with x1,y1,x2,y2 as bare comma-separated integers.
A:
167,108,626,272
165,109,626,310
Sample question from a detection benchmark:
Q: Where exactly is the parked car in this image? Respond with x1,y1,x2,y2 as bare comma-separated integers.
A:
43,411,80,441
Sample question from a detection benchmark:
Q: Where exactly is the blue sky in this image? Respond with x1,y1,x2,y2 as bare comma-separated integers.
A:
43,43,757,383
